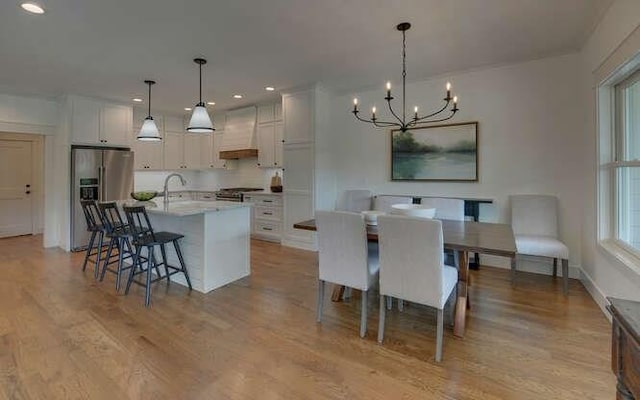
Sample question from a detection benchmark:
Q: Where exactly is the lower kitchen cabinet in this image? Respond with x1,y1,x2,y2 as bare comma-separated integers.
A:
243,193,282,242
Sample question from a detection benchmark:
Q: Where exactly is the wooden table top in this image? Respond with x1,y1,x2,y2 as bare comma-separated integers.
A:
293,218,517,258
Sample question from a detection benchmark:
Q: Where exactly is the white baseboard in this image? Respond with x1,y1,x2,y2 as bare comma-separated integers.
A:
282,238,317,251
580,268,611,321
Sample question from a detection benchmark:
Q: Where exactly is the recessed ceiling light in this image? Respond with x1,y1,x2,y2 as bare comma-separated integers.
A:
233,94,243,99
265,86,275,91
21,2,45,14
184,107,192,111
132,98,143,102
207,101,215,105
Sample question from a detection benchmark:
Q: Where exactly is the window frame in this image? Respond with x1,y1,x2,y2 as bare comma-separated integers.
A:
598,56,640,274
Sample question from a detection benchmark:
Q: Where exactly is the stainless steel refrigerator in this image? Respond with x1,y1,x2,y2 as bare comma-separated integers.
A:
70,146,134,251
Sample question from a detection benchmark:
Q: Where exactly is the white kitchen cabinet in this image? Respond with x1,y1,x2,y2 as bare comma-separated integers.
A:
163,131,210,170
256,119,283,168
257,123,276,167
70,96,132,146
281,86,331,250
257,104,274,124
101,104,132,146
164,115,186,133
275,102,282,121
274,121,283,166
244,193,282,242
282,91,313,144
184,133,205,169
163,132,185,170
133,140,163,170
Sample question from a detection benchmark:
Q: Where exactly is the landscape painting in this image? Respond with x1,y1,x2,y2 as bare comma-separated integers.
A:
391,122,478,181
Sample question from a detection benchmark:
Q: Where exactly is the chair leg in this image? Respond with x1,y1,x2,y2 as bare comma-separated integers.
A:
398,299,404,312
562,259,569,295
377,295,386,343
386,296,392,310
144,250,155,307
360,290,368,338
160,244,170,284
125,245,142,295
510,257,517,287
436,308,444,362
115,237,126,291
99,237,115,282
552,258,558,277
82,231,96,272
94,232,104,279
316,279,325,323
173,240,193,290
449,287,457,327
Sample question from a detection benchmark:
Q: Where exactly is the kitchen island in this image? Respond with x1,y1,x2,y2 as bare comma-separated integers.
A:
123,200,251,294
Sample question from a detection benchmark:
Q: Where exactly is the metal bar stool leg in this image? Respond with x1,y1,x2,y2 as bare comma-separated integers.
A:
82,231,97,272
173,239,192,290
125,245,143,295
160,244,171,284
145,247,155,307
94,232,104,280
100,237,116,282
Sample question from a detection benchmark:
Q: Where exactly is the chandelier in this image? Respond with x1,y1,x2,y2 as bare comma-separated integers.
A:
352,22,459,132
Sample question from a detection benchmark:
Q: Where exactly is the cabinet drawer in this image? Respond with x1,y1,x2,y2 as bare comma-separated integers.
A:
249,195,282,207
255,205,282,221
255,221,281,235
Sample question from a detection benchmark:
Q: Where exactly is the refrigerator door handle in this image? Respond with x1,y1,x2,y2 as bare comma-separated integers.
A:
98,165,104,201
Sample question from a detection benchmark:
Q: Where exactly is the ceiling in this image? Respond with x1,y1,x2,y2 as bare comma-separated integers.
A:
0,0,612,114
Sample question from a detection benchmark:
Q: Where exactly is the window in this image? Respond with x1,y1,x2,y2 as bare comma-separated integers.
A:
611,70,640,252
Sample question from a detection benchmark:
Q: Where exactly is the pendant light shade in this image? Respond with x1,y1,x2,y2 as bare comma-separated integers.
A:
137,80,161,141
187,58,214,133
188,103,214,132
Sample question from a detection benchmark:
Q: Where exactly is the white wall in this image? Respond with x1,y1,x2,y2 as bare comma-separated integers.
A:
327,53,585,274
580,0,640,312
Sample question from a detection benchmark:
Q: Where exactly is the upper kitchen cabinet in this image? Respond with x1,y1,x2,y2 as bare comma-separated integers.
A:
282,91,313,144
257,102,282,124
164,115,186,133
70,96,132,147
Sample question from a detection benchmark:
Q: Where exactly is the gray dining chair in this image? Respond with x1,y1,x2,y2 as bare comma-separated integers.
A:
377,214,457,362
316,210,379,337
510,194,569,294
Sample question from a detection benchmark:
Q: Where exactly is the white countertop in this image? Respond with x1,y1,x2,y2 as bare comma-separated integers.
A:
121,200,250,217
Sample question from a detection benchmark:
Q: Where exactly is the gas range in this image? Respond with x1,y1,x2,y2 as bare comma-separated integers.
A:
214,187,264,202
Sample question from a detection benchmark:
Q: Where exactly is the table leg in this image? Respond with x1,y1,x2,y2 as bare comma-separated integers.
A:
454,250,469,338
331,285,345,302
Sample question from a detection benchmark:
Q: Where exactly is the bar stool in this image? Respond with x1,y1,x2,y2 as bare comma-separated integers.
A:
80,200,110,279
122,205,193,307
97,202,141,291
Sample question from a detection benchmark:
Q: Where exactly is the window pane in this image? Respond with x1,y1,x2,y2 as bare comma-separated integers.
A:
622,77,640,161
617,166,640,251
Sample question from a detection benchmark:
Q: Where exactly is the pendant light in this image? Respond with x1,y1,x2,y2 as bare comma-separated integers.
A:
187,58,214,133
137,80,161,141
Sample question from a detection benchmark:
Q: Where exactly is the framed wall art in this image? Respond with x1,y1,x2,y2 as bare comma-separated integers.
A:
391,121,478,181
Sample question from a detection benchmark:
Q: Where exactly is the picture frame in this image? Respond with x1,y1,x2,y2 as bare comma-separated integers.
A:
390,121,478,182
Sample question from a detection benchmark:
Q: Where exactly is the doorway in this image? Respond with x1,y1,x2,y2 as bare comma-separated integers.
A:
0,133,44,238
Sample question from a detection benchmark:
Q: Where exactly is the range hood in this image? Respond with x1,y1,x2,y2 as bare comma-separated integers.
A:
220,106,258,159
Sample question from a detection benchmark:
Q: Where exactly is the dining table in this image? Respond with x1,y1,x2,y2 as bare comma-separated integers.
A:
293,218,517,338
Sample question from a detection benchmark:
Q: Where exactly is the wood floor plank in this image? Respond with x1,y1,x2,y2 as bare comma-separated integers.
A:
0,235,615,399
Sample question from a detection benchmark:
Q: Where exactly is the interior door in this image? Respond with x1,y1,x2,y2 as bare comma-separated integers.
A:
0,140,33,238
103,150,134,201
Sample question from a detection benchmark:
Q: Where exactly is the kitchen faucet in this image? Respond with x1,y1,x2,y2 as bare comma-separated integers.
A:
163,173,187,204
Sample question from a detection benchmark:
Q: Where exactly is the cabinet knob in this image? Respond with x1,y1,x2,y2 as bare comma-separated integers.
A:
274,162,278,166
257,163,261,166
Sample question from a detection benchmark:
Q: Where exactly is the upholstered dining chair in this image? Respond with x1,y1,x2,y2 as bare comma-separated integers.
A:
510,195,569,295
372,195,413,213
376,215,458,362
338,189,373,213
316,210,379,337
419,197,465,221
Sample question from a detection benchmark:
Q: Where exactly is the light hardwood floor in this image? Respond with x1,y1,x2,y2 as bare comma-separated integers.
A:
0,235,614,399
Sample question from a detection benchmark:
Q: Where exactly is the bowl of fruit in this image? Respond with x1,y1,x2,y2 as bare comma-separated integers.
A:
130,191,158,202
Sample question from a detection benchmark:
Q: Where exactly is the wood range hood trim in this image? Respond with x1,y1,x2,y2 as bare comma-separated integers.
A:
219,149,258,159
